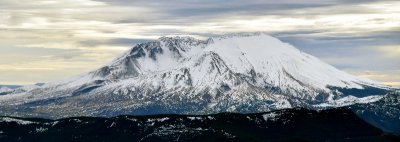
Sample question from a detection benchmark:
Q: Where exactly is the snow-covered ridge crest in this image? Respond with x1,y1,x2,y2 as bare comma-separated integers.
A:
100,33,384,90
0,33,392,118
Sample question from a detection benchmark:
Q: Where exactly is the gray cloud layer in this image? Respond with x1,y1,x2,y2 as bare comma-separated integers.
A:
0,0,399,86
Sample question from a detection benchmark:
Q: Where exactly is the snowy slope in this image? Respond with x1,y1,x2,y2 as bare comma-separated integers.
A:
0,87,12,93
0,33,391,118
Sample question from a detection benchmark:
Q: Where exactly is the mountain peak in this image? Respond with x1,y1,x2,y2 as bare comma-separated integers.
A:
0,33,391,118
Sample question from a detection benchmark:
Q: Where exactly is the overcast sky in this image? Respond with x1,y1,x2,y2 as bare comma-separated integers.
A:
0,0,399,87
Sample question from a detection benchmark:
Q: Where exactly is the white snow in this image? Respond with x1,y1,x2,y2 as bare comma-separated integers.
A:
262,112,280,122
314,95,384,108
187,117,202,121
0,33,391,118
0,117,36,125
0,87,12,93
50,121,59,126
147,117,170,122
206,34,383,91
35,127,48,133
157,117,170,122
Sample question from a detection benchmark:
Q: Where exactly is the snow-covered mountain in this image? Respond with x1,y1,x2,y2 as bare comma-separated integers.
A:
0,33,391,118
0,87,12,94
0,84,41,96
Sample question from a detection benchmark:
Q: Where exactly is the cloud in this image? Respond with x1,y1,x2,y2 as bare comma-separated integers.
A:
0,0,399,85
79,38,153,47
275,28,400,73
349,70,400,87
374,45,400,58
